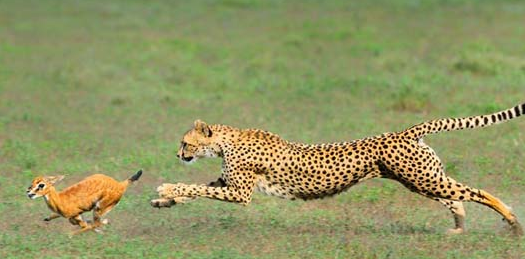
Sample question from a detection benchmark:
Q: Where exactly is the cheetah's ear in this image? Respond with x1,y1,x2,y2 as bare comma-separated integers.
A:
194,119,212,137
44,175,65,185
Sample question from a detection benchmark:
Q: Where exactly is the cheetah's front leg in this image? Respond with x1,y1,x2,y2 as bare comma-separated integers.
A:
150,196,196,208
150,177,229,208
150,173,256,208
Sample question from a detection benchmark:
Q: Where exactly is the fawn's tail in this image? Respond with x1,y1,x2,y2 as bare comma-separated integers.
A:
128,170,143,182
121,170,143,188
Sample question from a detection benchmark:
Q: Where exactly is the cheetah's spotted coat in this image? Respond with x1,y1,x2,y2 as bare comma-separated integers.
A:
152,103,525,235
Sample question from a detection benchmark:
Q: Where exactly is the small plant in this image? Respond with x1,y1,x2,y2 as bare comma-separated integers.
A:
390,85,432,113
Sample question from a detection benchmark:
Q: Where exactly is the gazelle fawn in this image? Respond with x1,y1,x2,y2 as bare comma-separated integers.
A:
26,170,142,235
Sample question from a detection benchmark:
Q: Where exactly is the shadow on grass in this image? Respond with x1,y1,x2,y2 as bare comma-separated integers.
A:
353,221,436,235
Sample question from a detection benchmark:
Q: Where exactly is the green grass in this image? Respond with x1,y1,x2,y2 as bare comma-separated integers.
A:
1,0,525,258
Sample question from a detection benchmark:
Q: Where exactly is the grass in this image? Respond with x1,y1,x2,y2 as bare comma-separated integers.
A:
1,0,525,258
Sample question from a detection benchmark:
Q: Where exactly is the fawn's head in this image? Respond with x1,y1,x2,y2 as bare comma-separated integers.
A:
26,175,64,199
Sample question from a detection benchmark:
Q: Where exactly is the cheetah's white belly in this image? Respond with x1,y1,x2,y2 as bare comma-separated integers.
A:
255,176,294,199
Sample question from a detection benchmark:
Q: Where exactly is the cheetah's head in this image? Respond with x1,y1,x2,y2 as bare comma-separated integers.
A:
177,120,221,164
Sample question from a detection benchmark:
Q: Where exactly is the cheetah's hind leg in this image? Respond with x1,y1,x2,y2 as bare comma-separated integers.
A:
449,184,523,236
410,174,523,236
436,199,465,234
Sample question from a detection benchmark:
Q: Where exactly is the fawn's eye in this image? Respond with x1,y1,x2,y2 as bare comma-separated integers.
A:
38,183,45,189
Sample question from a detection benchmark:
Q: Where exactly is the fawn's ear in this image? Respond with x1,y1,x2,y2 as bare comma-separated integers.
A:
193,119,212,137
45,175,65,185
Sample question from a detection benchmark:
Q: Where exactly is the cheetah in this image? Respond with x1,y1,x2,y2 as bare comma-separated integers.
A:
151,103,525,236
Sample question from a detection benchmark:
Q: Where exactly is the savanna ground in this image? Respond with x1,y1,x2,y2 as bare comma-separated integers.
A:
1,0,525,258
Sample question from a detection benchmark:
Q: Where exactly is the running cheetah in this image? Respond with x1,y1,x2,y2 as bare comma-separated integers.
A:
151,104,524,235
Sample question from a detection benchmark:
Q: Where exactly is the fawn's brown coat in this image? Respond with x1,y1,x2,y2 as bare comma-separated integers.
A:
27,170,142,235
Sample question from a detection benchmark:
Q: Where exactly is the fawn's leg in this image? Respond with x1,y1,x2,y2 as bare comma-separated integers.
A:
44,213,61,222
69,215,93,236
91,196,122,231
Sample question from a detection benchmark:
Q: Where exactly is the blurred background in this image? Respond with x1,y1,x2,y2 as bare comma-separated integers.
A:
1,0,524,258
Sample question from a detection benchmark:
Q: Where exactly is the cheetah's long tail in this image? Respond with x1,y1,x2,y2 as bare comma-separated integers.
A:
400,103,525,140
